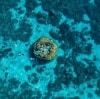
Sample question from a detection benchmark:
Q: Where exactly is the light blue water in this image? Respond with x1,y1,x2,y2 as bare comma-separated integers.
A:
0,0,100,99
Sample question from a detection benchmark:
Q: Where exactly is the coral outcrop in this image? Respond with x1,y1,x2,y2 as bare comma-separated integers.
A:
33,37,58,60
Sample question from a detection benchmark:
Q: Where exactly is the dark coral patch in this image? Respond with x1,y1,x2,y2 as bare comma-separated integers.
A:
1,14,32,42
27,73,39,84
95,89,100,97
97,79,100,88
54,64,74,86
0,0,32,42
0,48,12,59
68,96,80,99
20,82,30,90
0,78,20,99
90,22,100,44
47,81,62,92
36,65,45,73
0,0,33,42
35,12,48,24
94,0,100,7
7,78,20,89
25,0,38,17
14,20,32,42
42,0,88,23
72,60,99,86
24,65,32,72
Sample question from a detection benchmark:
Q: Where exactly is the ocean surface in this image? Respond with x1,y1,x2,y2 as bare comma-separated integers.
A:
0,0,100,99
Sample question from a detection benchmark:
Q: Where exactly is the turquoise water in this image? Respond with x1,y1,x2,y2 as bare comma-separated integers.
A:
0,0,100,99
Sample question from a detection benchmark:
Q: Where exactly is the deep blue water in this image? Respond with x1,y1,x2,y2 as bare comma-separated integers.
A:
0,0,100,99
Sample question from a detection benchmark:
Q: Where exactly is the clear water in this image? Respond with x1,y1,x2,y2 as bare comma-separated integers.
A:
0,0,100,99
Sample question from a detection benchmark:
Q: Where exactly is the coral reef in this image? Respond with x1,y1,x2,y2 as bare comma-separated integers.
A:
0,0,100,98
33,37,58,60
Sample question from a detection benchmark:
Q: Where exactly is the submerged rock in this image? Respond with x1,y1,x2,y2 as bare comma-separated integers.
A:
33,37,58,60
